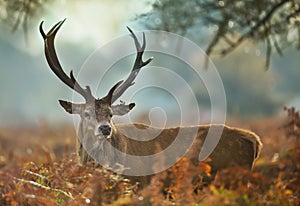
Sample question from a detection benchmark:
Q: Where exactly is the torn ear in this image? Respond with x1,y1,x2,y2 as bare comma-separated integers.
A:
112,103,135,116
59,100,83,114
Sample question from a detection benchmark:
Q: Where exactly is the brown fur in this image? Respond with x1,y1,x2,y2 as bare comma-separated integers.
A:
77,122,262,185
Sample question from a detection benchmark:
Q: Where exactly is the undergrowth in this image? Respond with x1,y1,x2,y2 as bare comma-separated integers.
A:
0,107,300,205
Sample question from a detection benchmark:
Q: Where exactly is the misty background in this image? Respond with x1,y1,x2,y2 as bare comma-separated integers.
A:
0,0,299,126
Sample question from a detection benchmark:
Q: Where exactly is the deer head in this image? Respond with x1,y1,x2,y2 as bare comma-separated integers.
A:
39,19,153,141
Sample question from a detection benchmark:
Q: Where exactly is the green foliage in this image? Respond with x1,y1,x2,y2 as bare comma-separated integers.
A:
139,0,300,68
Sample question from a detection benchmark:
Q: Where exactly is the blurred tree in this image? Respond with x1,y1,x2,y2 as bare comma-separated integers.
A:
139,0,300,69
0,0,50,36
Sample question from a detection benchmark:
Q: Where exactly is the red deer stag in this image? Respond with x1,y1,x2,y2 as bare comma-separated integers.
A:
39,20,262,183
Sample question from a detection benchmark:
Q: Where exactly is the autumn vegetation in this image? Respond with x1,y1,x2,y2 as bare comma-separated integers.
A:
1,107,300,205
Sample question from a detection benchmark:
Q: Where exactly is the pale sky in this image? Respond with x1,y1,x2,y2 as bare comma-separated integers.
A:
10,0,153,56
0,0,155,125
0,0,299,126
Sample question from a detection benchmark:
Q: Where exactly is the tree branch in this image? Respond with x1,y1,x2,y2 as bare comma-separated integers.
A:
208,0,292,68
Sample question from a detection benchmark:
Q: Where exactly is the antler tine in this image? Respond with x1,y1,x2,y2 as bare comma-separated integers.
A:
111,27,153,103
39,20,94,102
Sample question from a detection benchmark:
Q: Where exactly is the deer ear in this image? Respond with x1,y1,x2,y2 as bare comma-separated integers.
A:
112,103,135,116
59,100,83,114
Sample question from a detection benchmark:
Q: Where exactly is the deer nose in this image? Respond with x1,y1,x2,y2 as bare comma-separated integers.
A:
99,125,111,135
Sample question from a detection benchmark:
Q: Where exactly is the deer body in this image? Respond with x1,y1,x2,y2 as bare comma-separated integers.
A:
40,20,262,185
76,122,261,178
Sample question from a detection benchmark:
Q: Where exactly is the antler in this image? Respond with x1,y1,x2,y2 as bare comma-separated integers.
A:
111,27,153,103
39,19,94,102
